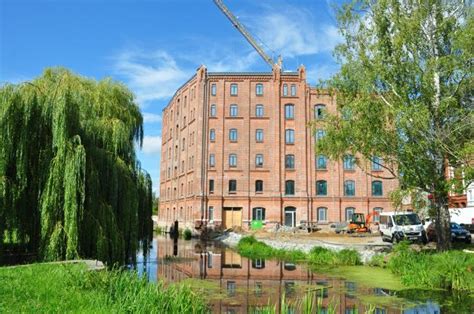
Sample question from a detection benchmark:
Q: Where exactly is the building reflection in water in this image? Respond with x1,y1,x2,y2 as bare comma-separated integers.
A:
154,236,439,314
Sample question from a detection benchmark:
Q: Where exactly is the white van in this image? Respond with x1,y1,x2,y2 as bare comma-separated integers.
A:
379,211,427,243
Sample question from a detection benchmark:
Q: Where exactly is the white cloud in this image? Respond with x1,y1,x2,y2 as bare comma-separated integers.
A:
141,135,162,155
113,49,190,106
142,112,162,124
245,6,343,58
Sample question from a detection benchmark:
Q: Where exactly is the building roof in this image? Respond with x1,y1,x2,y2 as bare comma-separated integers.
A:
208,71,299,76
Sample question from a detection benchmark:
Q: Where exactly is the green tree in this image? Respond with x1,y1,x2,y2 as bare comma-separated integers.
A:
317,0,473,250
0,68,153,263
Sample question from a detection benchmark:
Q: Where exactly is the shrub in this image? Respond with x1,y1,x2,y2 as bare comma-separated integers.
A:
336,249,362,266
183,229,192,240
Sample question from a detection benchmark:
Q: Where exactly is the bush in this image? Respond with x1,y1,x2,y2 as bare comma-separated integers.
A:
183,229,192,240
336,249,362,266
368,254,386,267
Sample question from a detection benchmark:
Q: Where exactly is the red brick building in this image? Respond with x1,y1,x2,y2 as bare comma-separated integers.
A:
158,65,398,231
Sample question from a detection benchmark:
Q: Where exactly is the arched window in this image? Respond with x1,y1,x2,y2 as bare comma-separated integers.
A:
285,154,295,169
229,128,238,141
373,207,383,223
210,104,217,117
211,83,216,96
372,181,383,196
255,180,263,192
316,155,327,169
372,156,382,171
283,84,288,96
285,129,295,144
229,179,237,192
255,129,264,142
255,154,264,167
315,129,326,140
256,83,264,96
314,104,326,119
230,83,238,96
230,104,238,116
255,104,264,117
317,207,327,222
343,154,355,170
229,154,237,167
284,206,296,227
290,84,297,96
252,207,265,221
209,129,216,141
285,104,294,119
344,180,355,196
316,180,327,196
345,207,355,221
285,180,295,195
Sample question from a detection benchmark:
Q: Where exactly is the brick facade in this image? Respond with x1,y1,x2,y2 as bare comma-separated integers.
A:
158,65,398,231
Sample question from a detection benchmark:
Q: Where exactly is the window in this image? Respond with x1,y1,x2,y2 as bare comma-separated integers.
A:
285,154,295,169
343,155,355,170
229,128,238,141
229,180,237,192
372,181,383,196
255,154,263,167
230,104,238,117
285,129,295,144
256,104,264,117
255,180,263,192
208,206,214,221
229,154,237,167
230,83,238,96
285,104,294,119
283,84,288,96
227,281,236,296
315,104,326,119
209,180,214,194
318,207,327,221
344,180,355,196
291,84,296,96
256,83,263,96
210,104,217,117
256,129,264,142
315,129,326,140
211,83,216,96
252,259,265,269
373,207,383,223
316,180,327,196
316,155,327,169
253,207,265,220
345,207,355,222
285,180,295,195
372,156,382,171
209,154,215,167
210,129,216,142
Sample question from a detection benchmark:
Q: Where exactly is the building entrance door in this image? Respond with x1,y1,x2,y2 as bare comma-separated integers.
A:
284,207,296,227
223,207,242,228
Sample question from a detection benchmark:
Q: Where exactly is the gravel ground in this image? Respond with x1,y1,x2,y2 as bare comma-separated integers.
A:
218,231,392,263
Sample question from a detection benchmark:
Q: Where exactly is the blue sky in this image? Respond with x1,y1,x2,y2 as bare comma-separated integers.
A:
1,0,343,194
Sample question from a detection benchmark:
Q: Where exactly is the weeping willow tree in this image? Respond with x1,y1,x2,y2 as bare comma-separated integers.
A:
0,68,153,264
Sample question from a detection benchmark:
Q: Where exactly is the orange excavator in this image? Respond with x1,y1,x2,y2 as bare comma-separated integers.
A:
347,211,380,233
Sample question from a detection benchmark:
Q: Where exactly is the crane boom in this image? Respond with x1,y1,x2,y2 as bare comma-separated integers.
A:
213,0,281,68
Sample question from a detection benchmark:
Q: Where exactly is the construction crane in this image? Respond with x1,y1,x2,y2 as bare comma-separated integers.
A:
213,0,282,69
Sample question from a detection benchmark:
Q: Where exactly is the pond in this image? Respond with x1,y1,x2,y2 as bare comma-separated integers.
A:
134,235,473,313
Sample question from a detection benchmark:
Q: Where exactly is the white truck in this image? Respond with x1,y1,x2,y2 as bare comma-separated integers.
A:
379,211,427,243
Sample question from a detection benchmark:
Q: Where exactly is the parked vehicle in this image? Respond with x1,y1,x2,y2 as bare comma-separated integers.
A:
449,208,474,233
426,222,472,244
379,212,427,244
345,211,380,233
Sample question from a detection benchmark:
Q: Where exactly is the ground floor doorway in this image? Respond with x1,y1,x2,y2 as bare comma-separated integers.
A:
223,207,242,229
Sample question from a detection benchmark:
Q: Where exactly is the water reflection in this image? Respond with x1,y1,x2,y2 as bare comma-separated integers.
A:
134,235,471,313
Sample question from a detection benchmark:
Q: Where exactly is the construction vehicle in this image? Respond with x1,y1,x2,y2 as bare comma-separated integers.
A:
347,211,380,233
213,0,282,69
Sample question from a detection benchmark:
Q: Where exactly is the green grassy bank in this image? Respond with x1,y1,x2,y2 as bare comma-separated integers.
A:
237,236,474,293
0,262,207,313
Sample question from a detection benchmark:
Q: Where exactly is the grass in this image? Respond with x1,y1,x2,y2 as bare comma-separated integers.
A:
386,241,474,292
237,236,361,266
0,262,207,313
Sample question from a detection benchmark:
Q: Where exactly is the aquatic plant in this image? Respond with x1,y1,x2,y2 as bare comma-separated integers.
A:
0,68,153,264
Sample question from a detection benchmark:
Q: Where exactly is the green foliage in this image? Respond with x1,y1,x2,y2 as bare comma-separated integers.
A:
0,262,207,313
388,243,474,292
237,236,361,266
183,228,192,240
0,68,153,264
317,0,473,250
368,254,386,268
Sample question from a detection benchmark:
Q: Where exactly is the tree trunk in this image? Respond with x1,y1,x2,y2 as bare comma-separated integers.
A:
435,193,452,251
